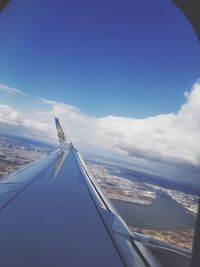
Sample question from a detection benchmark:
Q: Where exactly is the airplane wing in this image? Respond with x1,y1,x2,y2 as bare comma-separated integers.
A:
0,118,191,267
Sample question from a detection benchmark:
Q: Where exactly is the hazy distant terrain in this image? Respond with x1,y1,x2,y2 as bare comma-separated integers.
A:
0,135,53,179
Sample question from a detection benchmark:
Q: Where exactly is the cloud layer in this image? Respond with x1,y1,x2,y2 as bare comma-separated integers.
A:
0,82,200,172
0,83,27,96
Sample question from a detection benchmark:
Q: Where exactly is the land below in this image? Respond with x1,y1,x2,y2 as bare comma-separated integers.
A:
85,158,199,251
0,135,52,179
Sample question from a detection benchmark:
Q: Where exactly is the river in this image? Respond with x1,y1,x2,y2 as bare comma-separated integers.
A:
111,191,195,230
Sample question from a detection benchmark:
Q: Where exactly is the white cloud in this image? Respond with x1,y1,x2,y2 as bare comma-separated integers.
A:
184,91,189,99
22,118,51,133
0,83,27,96
0,104,53,140
0,104,22,125
0,81,200,170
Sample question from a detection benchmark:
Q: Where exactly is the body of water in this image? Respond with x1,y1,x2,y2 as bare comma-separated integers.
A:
111,191,195,230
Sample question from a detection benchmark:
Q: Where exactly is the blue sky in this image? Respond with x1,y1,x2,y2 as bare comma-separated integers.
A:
0,0,200,117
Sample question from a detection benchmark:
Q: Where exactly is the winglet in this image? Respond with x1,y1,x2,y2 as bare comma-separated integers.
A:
55,117,66,143
55,117,72,151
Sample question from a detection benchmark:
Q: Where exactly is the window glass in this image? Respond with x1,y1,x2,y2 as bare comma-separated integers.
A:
0,1,199,265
